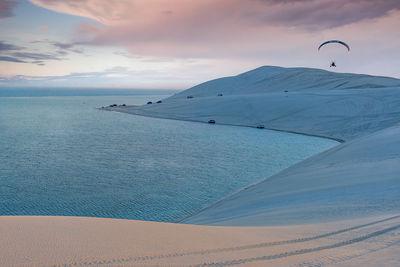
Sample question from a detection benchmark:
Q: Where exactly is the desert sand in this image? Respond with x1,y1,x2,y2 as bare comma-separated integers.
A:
2,66,399,266
1,214,399,266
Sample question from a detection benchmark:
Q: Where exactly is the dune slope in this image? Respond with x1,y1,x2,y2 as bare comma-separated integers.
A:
183,124,400,225
1,215,399,266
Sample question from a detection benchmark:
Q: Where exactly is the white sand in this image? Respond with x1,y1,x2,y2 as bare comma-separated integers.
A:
2,66,400,265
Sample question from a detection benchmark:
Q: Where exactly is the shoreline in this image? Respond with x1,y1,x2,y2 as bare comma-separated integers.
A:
105,106,346,143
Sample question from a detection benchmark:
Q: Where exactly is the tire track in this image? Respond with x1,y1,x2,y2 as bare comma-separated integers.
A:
294,236,400,266
194,223,400,266
325,237,400,266
61,215,399,266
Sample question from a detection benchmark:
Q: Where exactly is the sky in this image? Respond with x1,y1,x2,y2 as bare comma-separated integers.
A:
0,0,400,89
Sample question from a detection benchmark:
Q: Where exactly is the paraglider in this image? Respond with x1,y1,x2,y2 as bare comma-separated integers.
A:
318,40,350,52
318,40,350,67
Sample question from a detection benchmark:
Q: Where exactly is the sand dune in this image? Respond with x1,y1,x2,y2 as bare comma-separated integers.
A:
117,66,400,141
1,214,399,266
2,66,400,265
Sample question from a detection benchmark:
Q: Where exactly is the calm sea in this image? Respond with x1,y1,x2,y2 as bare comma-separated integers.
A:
0,88,338,222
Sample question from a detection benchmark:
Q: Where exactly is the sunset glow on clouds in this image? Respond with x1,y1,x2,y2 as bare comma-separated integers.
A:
1,0,400,88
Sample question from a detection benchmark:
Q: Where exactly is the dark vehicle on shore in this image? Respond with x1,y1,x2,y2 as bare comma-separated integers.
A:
208,120,216,124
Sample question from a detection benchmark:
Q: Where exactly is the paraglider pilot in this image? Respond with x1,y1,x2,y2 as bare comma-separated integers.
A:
318,40,350,68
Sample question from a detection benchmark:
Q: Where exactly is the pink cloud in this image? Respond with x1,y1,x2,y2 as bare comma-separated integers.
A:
27,0,400,79
40,25,50,31
61,1,396,57
29,0,400,28
76,22,101,35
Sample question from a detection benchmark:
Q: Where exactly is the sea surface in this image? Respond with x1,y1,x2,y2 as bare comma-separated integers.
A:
0,88,338,222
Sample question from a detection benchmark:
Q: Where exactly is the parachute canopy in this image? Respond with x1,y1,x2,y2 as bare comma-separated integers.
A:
318,40,350,51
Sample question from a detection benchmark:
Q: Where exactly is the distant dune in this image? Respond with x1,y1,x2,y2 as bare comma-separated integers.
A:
172,66,400,97
119,66,400,141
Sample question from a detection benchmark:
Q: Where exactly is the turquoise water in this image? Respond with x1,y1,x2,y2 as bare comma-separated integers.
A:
0,90,338,222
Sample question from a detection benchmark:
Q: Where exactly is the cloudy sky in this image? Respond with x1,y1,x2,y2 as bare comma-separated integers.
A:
1,0,400,89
